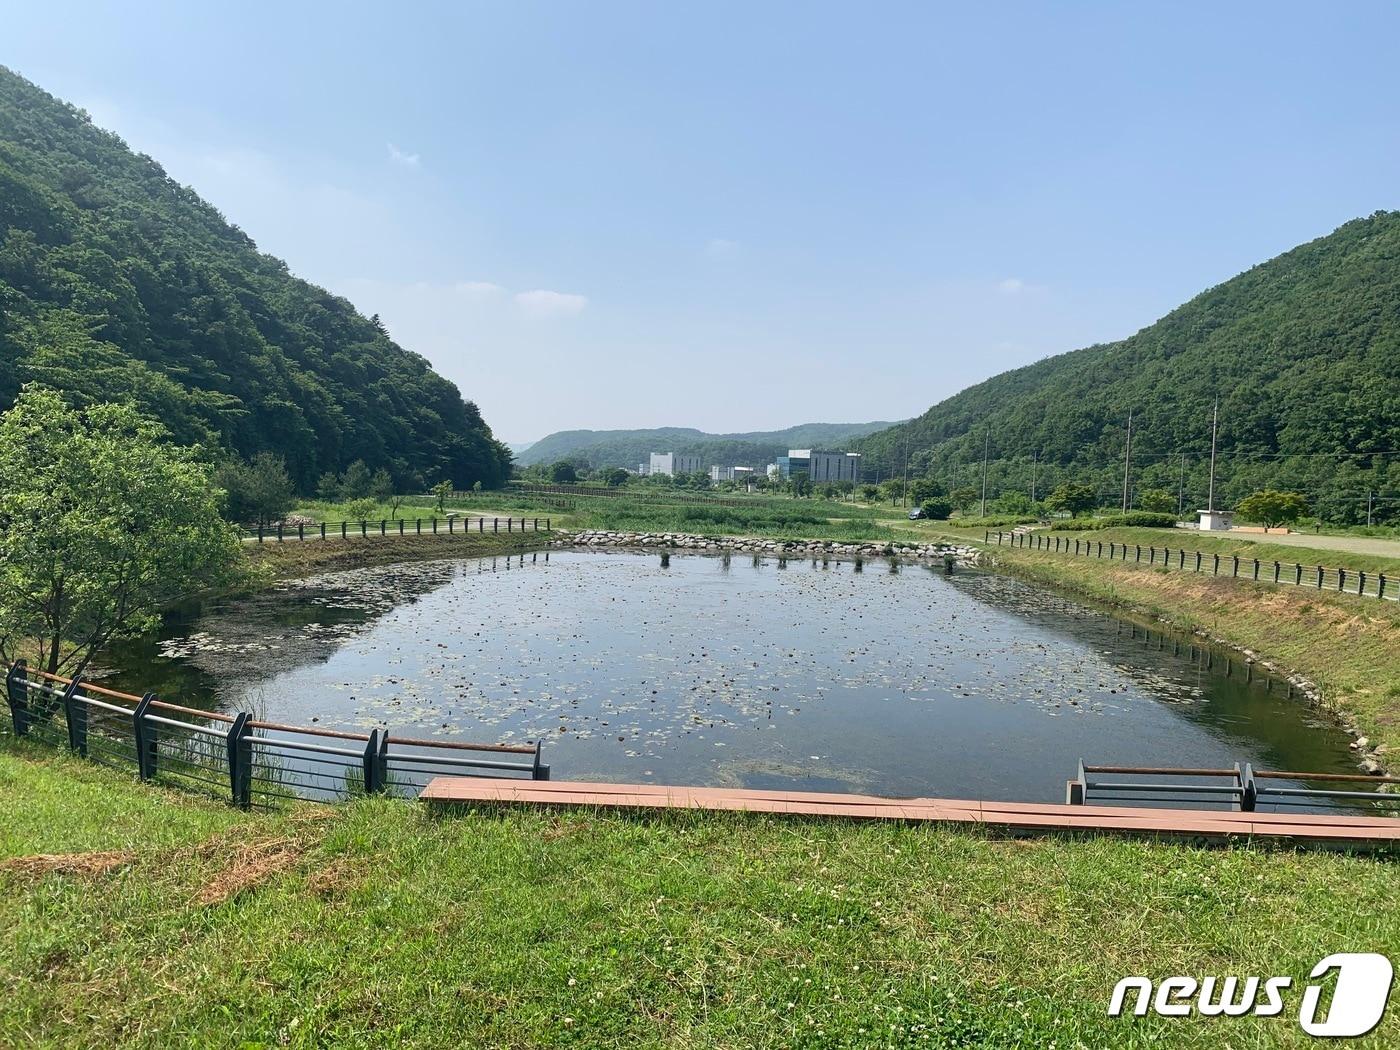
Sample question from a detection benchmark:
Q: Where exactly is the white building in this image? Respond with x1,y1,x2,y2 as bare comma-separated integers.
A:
649,452,703,477
775,449,862,483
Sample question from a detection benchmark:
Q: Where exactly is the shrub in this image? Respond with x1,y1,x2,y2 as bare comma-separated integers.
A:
1049,512,1179,531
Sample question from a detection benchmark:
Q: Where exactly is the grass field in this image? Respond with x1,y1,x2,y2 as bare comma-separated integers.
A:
3,739,1398,1048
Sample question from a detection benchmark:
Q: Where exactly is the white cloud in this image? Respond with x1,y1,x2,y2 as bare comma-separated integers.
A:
387,142,420,167
998,277,1025,294
513,289,588,316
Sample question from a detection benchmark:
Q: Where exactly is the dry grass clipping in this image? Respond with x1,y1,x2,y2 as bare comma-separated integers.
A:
0,850,136,879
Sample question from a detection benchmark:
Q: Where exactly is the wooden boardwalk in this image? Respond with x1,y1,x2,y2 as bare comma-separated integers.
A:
420,778,1400,846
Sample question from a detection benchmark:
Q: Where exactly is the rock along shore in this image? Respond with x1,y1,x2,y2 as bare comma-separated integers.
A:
551,529,979,562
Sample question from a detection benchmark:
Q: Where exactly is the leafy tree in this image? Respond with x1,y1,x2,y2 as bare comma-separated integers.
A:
370,468,403,518
602,467,630,487
431,480,453,514
550,461,579,484
908,478,946,507
1236,490,1308,530
879,479,903,504
315,471,343,501
1138,488,1177,514
859,484,880,502
1045,482,1096,517
920,496,954,520
342,497,376,522
217,452,296,527
339,460,373,500
790,471,813,498
0,387,240,676
951,486,980,513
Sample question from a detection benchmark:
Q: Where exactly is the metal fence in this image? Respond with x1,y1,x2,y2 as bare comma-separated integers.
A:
4,661,548,808
1067,761,1400,811
241,515,550,544
989,530,1394,601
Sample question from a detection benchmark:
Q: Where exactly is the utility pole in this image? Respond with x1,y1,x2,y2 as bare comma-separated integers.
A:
901,433,910,508
1177,453,1187,518
1120,412,1133,513
1031,450,1038,503
1207,399,1219,512
979,431,990,517
1368,490,1375,527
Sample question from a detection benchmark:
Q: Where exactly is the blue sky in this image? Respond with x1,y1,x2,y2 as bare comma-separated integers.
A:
6,2,1399,443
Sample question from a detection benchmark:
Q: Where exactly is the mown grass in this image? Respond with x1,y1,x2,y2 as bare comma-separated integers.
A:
1,739,1398,1048
984,543,1400,759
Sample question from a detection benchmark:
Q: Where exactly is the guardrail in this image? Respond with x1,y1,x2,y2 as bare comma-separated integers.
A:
988,530,1394,601
4,660,548,808
1066,761,1400,811
242,515,550,544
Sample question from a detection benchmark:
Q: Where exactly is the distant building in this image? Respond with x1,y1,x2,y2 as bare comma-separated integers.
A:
711,465,756,483
766,463,781,480
649,452,703,477
1198,509,1234,531
775,449,862,483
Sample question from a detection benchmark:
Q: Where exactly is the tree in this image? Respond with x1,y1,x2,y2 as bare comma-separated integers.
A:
1138,488,1176,514
340,459,373,499
908,478,946,507
217,452,295,527
550,460,578,484
0,387,241,676
789,471,813,497
370,468,403,518
431,480,453,515
1045,482,1096,517
602,467,630,487
859,484,881,503
951,486,980,514
1236,490,1308,531
879,479,903,504
315,471,342,501
920,496,954,520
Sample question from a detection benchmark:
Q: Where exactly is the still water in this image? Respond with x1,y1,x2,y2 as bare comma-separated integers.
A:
101,550,1364,802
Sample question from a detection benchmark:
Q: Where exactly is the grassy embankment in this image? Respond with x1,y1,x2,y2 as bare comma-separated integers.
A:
3,738,1398,1048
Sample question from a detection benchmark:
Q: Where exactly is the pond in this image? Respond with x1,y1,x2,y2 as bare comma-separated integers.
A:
99,549,1367,803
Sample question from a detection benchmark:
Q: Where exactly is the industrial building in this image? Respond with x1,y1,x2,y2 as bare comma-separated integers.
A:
710,465,756,483
648,452,704,477
773,449,862,483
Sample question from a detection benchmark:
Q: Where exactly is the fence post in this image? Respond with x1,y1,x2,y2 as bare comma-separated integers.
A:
532,740,550,780
1294,563,1301,586
1195,551,1202,572
1273,561,1280,583
1238,763,1257,812
1109,543,1115,559
546,518,551,531
227,712,252,809
363,728,384,794
449,516,455,534
341,521,347,540
1316,566,1323,589
361,520,367,538
1338,568,1346,592
416,518,421,534
61,676,87,756
381,519,387,536
321,522,326,541
1358,571,1366,596
257,525,264,543
298,523,305,542
433,518,438,534
6,660,30,736
277,523,284,543
1380,574,1387,600
479,517,484,533
494,518,499,533
1252,559,1259,581
1213,554,1219,575
132,692,158,779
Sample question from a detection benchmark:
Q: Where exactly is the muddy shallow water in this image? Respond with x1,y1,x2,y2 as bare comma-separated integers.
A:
100,550,1367,803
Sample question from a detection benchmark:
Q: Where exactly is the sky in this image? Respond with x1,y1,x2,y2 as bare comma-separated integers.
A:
5,2,1399,444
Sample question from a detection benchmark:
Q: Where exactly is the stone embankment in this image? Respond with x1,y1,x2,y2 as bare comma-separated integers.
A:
552,529,979,562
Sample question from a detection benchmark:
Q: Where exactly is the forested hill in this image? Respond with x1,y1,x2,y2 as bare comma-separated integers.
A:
854,212,1400,521
0,68,511,490
520,421,898,469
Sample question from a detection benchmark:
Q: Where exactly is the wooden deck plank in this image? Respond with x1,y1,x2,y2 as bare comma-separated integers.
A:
419,778,1400,845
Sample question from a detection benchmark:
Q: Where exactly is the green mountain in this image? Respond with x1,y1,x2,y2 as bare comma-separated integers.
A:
519,421,899,470
0,68,511,490
855,213,1400,523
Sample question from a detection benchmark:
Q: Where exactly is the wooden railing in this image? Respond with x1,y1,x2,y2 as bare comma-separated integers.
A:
4,661,548,808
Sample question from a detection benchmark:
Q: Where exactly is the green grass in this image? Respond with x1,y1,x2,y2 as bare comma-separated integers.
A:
2,739,1398,1048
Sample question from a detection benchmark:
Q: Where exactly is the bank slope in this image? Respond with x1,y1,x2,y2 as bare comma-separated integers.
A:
0,67,511,490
